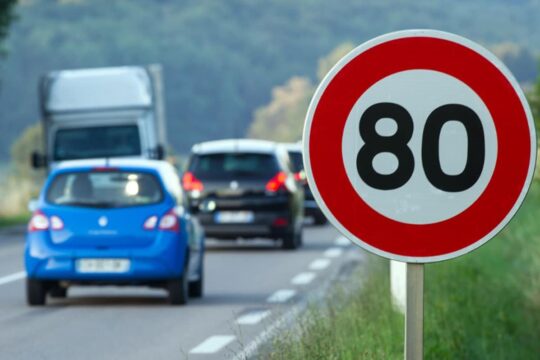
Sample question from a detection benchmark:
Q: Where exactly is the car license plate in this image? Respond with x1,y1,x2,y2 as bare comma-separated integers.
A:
215,211,254,224
76,259,130,273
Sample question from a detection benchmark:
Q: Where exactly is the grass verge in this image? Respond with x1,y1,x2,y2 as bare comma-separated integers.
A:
264,183,540,359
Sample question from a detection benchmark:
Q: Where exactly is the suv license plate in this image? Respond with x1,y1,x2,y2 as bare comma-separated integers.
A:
76,259,130,273
215,211,254,224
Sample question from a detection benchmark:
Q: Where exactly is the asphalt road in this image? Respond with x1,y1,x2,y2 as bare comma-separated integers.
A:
0,224,364,360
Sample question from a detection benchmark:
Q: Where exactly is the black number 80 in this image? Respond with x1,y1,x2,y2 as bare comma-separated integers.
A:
356,102,485,192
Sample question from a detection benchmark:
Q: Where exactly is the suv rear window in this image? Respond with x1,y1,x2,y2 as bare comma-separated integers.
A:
46,170,163,208
189,153,280,181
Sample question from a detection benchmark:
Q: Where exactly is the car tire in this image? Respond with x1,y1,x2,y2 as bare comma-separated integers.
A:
189,262,204,298
314,214,327,225
168,272,188,305
282,229,299,250
49,284,67,298
27,278,47,306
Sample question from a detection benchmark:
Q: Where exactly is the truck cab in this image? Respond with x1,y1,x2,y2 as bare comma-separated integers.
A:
32,65,167,170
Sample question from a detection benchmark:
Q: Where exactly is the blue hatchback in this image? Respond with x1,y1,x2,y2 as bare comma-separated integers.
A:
25,159,205,306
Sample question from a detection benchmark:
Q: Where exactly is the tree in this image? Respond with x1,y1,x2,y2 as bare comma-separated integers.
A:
247,43,355,142
0,0,15,56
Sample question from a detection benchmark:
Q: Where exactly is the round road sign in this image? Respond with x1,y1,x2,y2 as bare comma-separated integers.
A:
303,30,536,263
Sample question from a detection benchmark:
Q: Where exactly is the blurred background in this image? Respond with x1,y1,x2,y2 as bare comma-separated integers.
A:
1,0,540,221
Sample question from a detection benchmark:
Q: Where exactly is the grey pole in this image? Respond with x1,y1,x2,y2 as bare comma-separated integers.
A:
405,263,424,360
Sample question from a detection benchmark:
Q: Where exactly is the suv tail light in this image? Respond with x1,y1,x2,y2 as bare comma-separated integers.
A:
182,171,204,191
159,209,180,232
28,211,49,232
266,171,288,193
294,171,307,185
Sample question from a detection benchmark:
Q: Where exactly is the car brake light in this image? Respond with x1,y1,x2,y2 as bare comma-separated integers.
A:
266,172,288,192
28,211,49,232
143,215,158,230
182,171,204,191
159,209,180,232
50,216,64,230
92,167,119,172
294,171,307,184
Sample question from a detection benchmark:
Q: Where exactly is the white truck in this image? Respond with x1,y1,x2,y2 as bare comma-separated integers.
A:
32,65,167,170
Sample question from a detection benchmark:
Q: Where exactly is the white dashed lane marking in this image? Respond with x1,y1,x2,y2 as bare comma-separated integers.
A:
309,258,331,271
291,272,316,285
189,335,236,354
335,236,351,246
324,247,344,258
236,310,271,325
267,289,296,303
0,271,26,286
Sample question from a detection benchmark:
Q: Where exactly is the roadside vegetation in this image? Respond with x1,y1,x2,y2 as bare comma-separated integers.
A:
264,181,540,359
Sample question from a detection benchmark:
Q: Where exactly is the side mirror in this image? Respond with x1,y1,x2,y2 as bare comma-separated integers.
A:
28,199,39,213
30,152,47,169
155,145,166,160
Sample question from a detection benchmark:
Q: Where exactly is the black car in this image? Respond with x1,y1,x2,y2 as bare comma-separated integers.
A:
284,142,326,225
183,139,304,249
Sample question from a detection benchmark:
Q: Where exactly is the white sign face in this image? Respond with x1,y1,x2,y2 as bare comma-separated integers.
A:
341,69,498,224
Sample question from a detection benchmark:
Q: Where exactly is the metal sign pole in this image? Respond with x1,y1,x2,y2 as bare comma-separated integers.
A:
405,263,424,360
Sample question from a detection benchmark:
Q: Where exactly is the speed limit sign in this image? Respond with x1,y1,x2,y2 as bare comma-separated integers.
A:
303,30,536,263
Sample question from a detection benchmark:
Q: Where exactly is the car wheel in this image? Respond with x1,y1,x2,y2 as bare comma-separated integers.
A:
167,272,188,305
26,278,47,306
49,283,67,298
282,229,299,250
314,214,327,225
189,262,204,298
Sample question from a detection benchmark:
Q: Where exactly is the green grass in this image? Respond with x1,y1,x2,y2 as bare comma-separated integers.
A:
0,212,30,229
264,183,540,359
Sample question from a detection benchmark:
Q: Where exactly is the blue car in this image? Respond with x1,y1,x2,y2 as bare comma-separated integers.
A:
25,159,205,306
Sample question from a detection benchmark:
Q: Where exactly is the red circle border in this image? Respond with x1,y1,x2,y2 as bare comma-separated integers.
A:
308,35,533,259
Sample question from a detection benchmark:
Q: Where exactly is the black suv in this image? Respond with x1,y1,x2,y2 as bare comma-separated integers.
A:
183,139,304,249
284,142,326,225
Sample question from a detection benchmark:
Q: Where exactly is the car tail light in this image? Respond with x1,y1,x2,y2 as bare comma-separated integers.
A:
294,171,307,184
266,171,288,192
50,216,64,230
143,215,158,230
28,211,49,232
272,217,289,227
182,171,204,191
159,209,180,232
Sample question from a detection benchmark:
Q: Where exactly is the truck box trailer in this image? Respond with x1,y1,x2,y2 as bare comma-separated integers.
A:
32,65,167,169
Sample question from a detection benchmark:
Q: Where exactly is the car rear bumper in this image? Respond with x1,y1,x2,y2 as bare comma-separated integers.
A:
196,210,292,239
25,231,187,281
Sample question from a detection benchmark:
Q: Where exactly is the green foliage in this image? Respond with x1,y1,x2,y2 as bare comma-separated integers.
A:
1,1,540,159
10,122,42,179
247,76,313,142
0,0,15,56
247,43,355,142
265,259,403,360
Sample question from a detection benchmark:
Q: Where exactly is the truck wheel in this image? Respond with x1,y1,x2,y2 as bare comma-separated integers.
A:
27,278,47,306
167,273,188,305
189,262,204,298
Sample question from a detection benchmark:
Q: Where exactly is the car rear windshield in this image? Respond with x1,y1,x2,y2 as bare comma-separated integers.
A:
54,125,141,161
288,151,303,172
46,170,163,208
189,153,280,181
